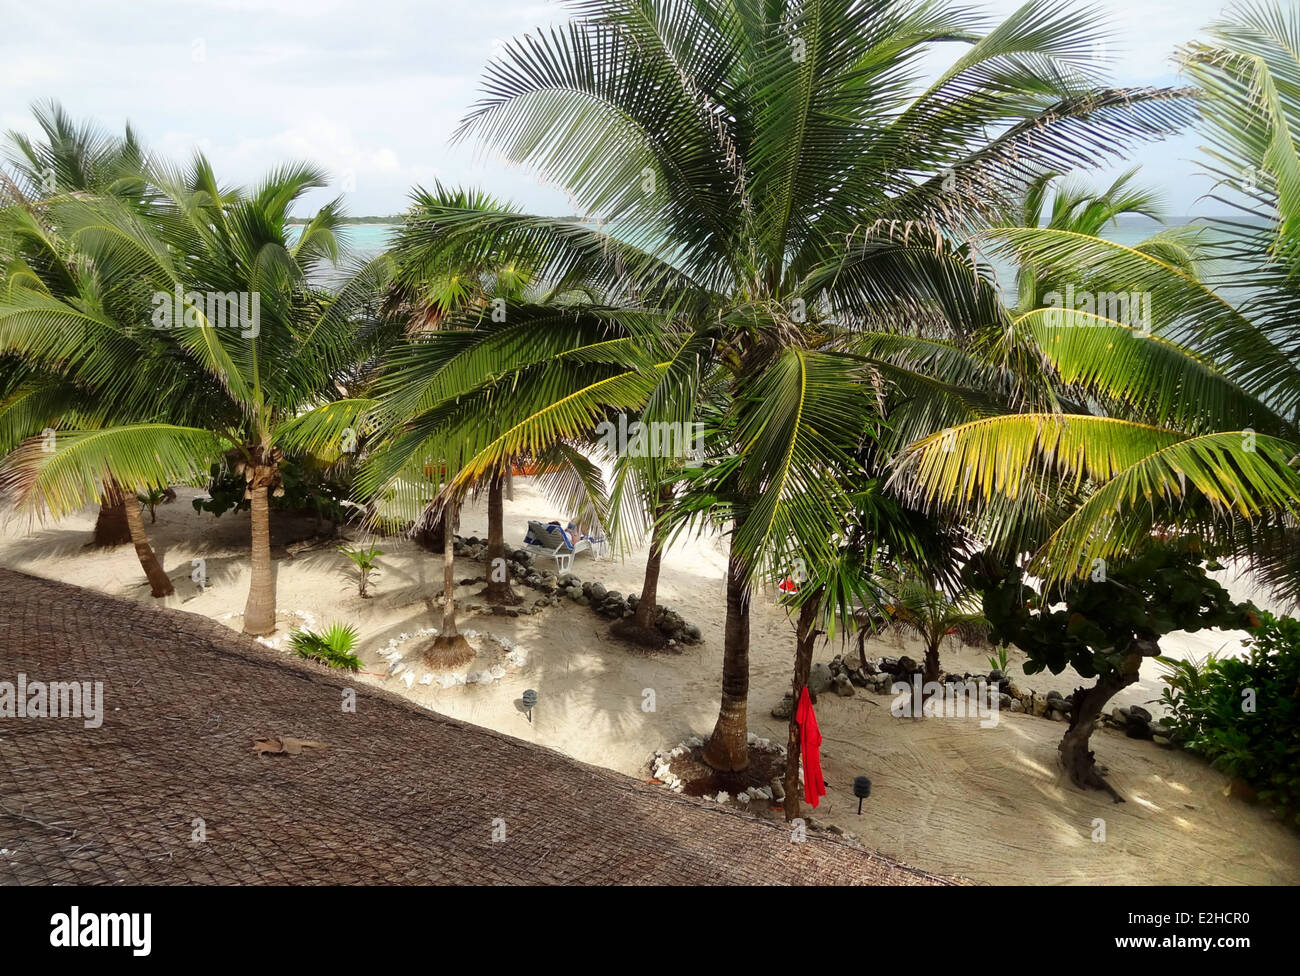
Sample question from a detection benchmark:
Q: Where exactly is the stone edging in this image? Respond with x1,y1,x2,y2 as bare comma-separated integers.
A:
377,628,528,689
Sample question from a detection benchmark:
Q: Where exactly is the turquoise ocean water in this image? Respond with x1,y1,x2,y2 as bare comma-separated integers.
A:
337,223,397,259
320,214,1201,294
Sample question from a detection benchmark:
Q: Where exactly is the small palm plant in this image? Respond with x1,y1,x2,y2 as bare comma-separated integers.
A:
987,645,1011,675
879,579,988,685
339,542,384,598
289,622,363,671
136,485,169,524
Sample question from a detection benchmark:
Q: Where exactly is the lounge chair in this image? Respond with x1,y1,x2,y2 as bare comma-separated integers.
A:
572,521,610,559
523,520,593,572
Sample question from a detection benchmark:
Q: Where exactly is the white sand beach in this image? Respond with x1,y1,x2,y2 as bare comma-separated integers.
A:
3,482,1297,885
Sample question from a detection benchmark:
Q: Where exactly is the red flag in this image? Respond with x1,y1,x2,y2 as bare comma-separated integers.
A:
795,686,826,807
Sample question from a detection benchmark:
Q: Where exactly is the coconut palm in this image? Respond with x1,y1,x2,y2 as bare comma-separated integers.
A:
382,185,554,611
2,100,149,204
0,102,161,557
425,0,1193,770
353,293,645,646
1002,168,1174,311
1,156,394,633
877,578,987,684
776,476,967,818
895,0,1300,607
282,184,619,660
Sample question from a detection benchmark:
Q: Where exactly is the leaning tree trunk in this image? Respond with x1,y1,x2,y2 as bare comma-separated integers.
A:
242,482,276,635
702,540,752,772
784,599,820,822
427,503,474,667
631,487,674,632
1059,643,1148,802
121,490,174,597
480,467,521,606
413,517,446,553
632,534,665,629
92,493,131,547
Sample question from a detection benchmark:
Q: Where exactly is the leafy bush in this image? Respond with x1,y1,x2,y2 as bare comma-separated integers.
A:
289,622,363,671
193,458,351,523
963,539,1259,799
1159,613,1300,827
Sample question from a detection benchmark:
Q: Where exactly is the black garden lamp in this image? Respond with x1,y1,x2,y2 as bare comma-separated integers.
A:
853,776,872,814
522,689,538,723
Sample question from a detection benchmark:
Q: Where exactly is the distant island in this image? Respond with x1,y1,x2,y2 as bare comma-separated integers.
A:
286,215,401,225
287,213,605,226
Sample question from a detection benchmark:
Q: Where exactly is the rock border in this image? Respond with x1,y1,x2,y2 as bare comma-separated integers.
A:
769,652,1179,746
376,628,528,690
453,536,704,646
218,608,317,650
649,733,792,806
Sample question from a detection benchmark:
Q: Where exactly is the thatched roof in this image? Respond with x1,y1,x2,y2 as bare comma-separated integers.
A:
0,568,961,885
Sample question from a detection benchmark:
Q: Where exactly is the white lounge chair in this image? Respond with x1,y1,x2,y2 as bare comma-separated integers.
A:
523,520,592,573
562,521,608,558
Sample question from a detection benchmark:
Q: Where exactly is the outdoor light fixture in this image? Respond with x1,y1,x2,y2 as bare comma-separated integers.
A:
522,689,538,723
853,776,872,814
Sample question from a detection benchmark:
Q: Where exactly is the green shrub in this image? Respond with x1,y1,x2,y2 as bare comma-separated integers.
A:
193,458,351,523
1159,614,1300,827
289,622,363,672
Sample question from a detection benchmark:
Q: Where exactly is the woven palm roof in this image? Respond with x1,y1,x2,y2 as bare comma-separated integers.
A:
0,568,961,885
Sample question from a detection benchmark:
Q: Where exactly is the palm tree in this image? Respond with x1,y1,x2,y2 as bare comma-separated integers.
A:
888,1,1300,792
430,0,1193,770
878,578,987,684
1,156,393,633
895,0,1300,608
775,476,970,818
297,185,622,661
1,102,160,557
381,185,545,610
1003,168,1170,306
3,100,149,203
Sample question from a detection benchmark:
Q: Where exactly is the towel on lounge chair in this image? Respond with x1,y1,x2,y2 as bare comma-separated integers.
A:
522,519,606,567
525,520,577,549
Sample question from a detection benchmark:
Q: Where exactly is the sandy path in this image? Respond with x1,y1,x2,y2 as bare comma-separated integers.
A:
2,482,1296,885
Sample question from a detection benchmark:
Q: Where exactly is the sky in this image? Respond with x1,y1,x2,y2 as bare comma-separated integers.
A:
0,0,1244,220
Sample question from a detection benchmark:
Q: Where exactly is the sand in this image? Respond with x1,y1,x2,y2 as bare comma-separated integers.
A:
2,481,1297,885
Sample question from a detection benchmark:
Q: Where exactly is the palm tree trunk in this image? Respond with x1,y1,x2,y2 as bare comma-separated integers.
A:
122,492,174,597
481,467,520,605
1059,646,1145,802
632,536,665,630
783,598,819,821
243,483,276,636
441,504,458,637
92,493,131,547
923,639,942,684
632,486,673,631
702,540,751,772
427,502,474,667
